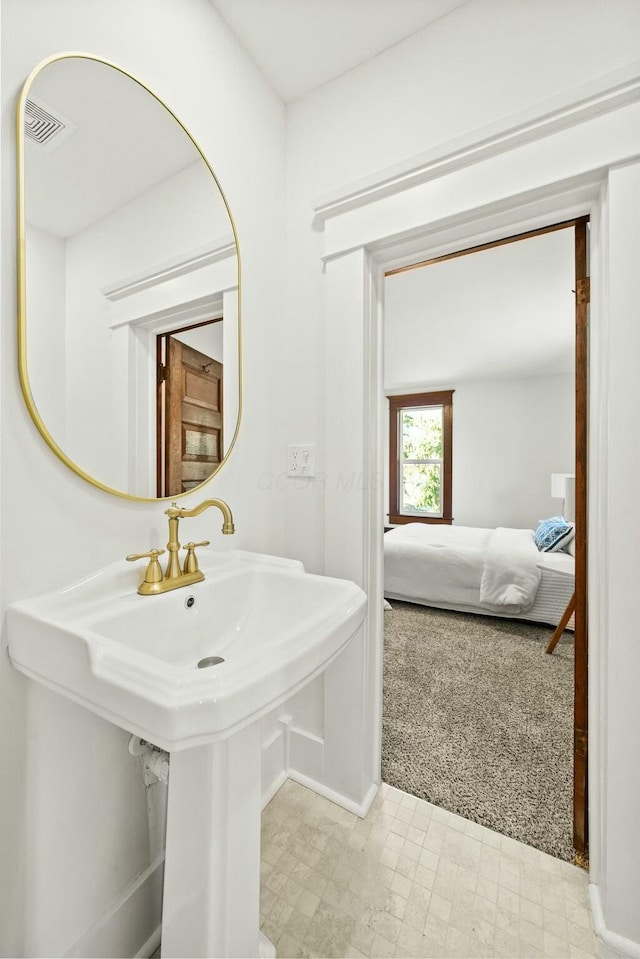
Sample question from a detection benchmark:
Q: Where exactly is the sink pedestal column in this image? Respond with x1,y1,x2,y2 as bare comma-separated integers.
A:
161,724,273,958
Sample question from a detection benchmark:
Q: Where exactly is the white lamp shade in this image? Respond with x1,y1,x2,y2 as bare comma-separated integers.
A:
551,473,573,498
550,472,575,522
564,476,576,523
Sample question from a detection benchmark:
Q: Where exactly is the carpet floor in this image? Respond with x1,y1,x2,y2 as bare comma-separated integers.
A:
382,601,575,862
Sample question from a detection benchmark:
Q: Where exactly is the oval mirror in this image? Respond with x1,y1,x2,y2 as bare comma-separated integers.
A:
17,54,240,500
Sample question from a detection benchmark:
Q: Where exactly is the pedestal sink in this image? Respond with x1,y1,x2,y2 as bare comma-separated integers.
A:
6,549,367,958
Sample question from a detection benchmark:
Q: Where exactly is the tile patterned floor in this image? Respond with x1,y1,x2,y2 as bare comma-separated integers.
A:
260,781,597,959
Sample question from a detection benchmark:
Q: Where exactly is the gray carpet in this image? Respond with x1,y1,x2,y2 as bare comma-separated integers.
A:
382,601,575,862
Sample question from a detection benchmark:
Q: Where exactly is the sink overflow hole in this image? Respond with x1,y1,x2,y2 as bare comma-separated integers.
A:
197,656,225,669
185,596,196,608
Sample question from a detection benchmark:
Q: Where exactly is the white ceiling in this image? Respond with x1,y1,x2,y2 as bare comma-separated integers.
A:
211,0,470,102
384,228,576,388
25,57,202,238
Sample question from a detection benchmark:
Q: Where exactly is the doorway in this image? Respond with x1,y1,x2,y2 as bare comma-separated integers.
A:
156,317,223,497
381,218,589,858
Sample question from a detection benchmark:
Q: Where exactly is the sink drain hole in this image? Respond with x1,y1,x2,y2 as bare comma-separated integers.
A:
197,656,225,669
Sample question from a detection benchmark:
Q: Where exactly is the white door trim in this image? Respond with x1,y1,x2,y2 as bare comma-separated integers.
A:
311,60,640,225
322,172,606,895
318,75,640,946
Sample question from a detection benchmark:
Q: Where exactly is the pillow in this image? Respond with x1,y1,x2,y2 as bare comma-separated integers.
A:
534,516,575,552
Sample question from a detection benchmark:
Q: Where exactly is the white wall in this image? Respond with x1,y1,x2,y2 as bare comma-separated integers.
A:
174,323,223,362
24,225,66,443
62,161,233,492
452,374,574,528
282,0,640,573
287,0,640,193
0,1,286,955
386,374,575,529
283,0,640,952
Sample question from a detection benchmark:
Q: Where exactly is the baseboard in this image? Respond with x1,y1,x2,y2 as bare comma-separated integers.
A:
288,770,378,819
589,883,640,959
136,926,275,958
258,931,277,958
134,924,161,958
262,714,381,821
262,768,288,809
65,854,164,958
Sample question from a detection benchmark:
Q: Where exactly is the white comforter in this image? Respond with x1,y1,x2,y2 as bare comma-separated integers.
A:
384,523,542,613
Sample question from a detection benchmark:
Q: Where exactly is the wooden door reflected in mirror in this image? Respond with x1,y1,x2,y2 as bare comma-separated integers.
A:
157,321,224,497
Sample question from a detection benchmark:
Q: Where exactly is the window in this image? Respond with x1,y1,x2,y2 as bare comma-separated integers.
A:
388,390,453,524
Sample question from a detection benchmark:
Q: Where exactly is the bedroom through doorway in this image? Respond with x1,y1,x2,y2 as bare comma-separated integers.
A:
381,219,588,864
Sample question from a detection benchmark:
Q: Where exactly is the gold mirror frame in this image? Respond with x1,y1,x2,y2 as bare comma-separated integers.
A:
16,52,242,502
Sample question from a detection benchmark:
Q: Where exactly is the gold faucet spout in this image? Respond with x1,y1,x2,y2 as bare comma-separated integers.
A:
164,498,235,534
162,498,234,582
128,498,234,596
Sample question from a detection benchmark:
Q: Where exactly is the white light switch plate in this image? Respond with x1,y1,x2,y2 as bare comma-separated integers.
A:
287,444,316,477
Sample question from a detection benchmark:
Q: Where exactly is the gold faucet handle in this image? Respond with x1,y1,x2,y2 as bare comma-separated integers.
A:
182,540,210,575
126,548,165,585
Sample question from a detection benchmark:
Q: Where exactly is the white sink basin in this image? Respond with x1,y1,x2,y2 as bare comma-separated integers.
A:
6,549,367,750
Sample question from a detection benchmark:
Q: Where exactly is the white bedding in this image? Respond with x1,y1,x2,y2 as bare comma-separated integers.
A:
384,523,574,626
479,526,541,611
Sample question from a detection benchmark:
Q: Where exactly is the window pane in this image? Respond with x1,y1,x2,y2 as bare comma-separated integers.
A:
401,463,441,514
401,408,443,460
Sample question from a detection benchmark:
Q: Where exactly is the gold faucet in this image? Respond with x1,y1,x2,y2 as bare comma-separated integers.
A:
127,498,235,596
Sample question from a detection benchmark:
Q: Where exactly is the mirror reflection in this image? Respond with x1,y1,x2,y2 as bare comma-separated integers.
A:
21,55,240,499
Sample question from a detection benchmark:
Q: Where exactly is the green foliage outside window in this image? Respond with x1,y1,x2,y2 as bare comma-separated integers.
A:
402,409,442,458
402,463,441,512
401,408,443,513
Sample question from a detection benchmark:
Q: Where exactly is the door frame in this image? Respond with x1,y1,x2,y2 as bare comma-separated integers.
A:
109,293,223,496
321,176,606,882
382,216,589,852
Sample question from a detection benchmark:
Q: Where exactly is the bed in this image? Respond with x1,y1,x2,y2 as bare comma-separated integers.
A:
384,523,574,628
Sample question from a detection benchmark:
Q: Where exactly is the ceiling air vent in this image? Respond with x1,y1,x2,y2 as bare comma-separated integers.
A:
24,96,77,152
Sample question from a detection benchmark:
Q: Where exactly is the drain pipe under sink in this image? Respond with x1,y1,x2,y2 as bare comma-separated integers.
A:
129,734,170,785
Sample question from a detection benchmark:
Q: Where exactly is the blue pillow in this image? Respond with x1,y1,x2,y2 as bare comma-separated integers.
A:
535,517,575,552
